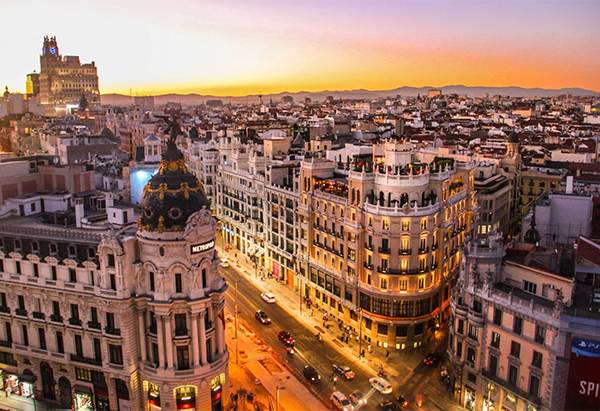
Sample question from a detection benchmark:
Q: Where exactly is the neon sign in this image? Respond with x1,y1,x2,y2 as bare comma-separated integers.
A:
191,240,215,254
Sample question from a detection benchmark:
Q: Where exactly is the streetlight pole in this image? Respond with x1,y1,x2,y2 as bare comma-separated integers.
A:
276,386,286,411
234,280,239,365
358,308,363,359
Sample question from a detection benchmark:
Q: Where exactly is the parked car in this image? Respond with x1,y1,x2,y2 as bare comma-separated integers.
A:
333,364,356,379
369,377,393,394
220,258,229,268
423,351,439,366
330,391,353,411
349,390,367,406
278,330,295,346
261,292,276,303
303,365,321,383
254,310,270,324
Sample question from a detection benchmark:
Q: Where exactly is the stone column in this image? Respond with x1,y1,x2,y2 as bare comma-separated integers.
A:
216,309,225,354
138,310,147,362
157,316,165,369
164,316,174,369
191,313,200,367
199,311,207,365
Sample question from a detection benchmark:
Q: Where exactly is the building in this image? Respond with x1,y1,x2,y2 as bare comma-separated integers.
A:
26,72,40,98
298,140,477,349
449,233,575,411
0,123,229,410
134,96,155,111
38,36,100,109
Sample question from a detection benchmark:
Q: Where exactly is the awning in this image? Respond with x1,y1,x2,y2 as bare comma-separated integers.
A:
19,374,36,383
73,384,93,394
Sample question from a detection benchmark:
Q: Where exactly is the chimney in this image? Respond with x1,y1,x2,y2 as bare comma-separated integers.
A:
566,175,574,194
75,198,84,228
105,192,114,207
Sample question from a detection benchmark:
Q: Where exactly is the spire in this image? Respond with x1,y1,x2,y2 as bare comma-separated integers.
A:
524,204,541,245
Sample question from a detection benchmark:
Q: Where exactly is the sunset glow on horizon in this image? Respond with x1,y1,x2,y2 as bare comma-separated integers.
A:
2,0,599,97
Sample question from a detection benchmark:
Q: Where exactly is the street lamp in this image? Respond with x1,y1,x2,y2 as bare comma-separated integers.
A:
276,386,286,411
357,308,363,359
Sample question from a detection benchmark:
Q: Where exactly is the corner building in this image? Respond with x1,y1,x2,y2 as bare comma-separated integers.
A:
0,131,228,410
298,140,477,349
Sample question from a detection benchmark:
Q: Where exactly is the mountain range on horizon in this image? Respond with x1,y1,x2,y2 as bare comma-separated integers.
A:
100,85,599,107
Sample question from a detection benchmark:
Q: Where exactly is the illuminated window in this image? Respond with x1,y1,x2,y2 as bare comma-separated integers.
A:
380,277,388,290
402,220,409,231
421,218,427,230
399,280,407,291
418,277,425,289
382,219,390,230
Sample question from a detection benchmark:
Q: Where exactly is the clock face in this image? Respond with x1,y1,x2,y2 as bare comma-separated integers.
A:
49,46,56,55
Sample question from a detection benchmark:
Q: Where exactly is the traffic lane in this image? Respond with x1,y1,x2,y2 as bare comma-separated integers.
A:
222,267,395,410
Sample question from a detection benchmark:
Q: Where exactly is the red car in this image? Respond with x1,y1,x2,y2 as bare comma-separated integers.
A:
278,330,295,346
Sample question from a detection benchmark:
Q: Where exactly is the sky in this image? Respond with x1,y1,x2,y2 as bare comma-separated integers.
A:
1,0,599,96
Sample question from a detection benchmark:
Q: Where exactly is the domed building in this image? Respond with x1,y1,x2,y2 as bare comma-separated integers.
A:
134,119,230,410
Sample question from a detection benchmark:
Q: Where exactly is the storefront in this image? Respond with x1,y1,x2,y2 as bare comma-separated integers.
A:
483,383,497,411
210,375,222,411
2,372,35,397
147,382,161,410
464,386,476,411
175,386,196,410
73,385,94,411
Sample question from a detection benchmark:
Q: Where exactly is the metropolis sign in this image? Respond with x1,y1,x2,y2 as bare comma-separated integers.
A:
566,337,600,410
190,240,215,255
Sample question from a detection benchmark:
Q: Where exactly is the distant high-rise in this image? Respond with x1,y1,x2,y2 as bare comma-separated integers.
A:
38,36,100,108
25,72,40,97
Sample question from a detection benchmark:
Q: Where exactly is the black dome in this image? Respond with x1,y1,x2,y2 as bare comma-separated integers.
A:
508,131,520,144
138,128,210,233
189,126,199,139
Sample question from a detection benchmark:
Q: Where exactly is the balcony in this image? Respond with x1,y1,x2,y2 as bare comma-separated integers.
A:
15,309,28,317
50,314,63,323
87,321,101,330
148,325,157,335
69,318,82,327
378,247,391,255
32,312,45,320
70,354,102,367
174,328,188,337
0,340,11,348
482,369,542,406
104,327,121,336
364,262,373,271
0,306,10,314
418,247,430,255
364,243,374,251
399,249,412,255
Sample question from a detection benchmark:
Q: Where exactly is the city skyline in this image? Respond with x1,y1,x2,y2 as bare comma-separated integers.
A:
2,0,599,97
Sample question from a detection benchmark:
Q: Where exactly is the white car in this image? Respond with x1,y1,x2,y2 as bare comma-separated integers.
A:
348,390,367,406
261,293,276,303
220,259,229,268
369,377,393,394
330,391,353,411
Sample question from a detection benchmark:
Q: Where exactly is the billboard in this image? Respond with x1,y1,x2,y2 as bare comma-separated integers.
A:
566,337,600,410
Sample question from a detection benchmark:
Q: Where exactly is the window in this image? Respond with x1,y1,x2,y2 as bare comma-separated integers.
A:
149,272,155,291
467,347,476,365
0,293,5,308
69,268,77,283
532,351,543,368
529,375,541,397
380,277,388,290
175,274,182,293
508,365,518,386
489,354,498,376
457,319,464,335
109,274,116,290
399,280,407,291
402,220,409,231
418,277,425,289
535,325,545,345
106,312,115,331
382,219,389,230
109,345,123,365
107,254,115,267
456,341,463,358
56,331,64,353
18,296,25,310
33,263,39,277
177,346,190,370
74,335,83,356
381,258,389,272
493,308,502,326
52,301,60,316
513,316,523,335
421,218,427,230
491,332,500,348
510,341,521,358
468,325,478,340
15,261,21,275
175,314,187,336
38,328,46,350
51,266,57,280
523,280,537,295
348,248,355,261
93,338,102,361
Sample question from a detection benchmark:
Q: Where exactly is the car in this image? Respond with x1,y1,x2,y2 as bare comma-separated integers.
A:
395,395,408,407
423,351,440,366
220,258,229,268
378,400,399,410
349,390,367,406
261,292,276,303
303,365,321,383
254,310,270,324
333,364,356,380
330,391,353,411
369,377,393,394
278,330,295,346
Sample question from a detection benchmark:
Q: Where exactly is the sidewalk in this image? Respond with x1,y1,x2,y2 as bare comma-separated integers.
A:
0,391,68,411
225,315,327,411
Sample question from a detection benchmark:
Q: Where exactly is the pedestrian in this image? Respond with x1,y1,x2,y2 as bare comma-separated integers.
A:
311,308,314,316
368,344,372,353
361,349,365,357
345,336,349,343
385,350,390,359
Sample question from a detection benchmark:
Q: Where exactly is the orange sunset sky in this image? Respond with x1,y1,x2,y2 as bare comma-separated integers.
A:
2,0,599,96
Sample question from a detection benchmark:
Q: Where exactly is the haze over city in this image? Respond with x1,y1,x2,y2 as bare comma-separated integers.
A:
2,0,599,97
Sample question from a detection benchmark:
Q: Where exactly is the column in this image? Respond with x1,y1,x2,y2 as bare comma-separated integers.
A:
216,309,225,354
157,316,165,369
191,313,200,367
199,312,207,365
138,310,147,362
164,316,174,369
